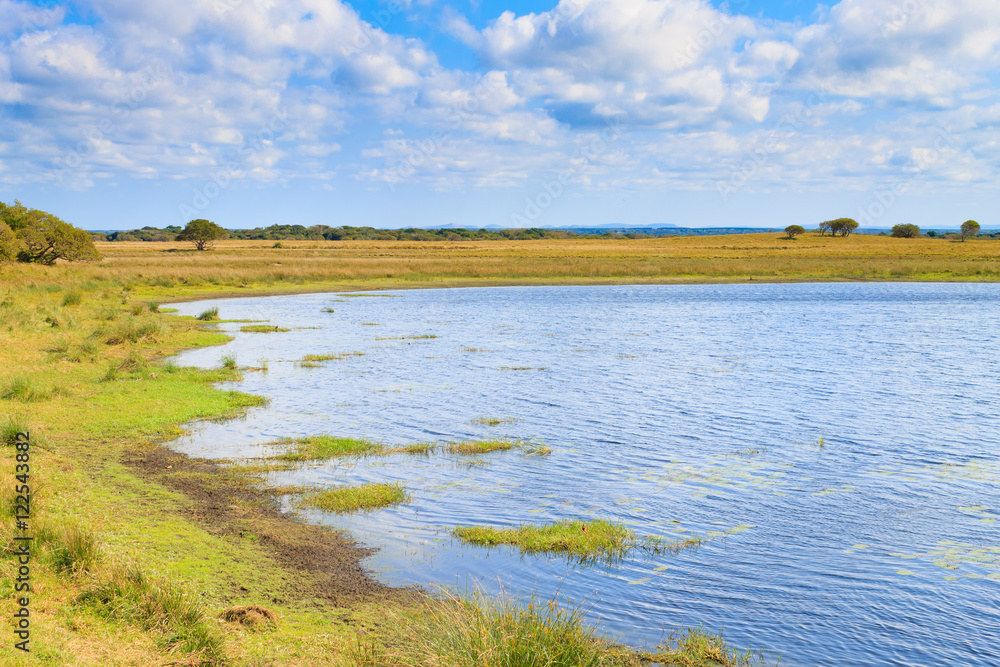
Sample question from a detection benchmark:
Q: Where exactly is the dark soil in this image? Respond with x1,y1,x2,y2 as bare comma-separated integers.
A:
123,444,416,608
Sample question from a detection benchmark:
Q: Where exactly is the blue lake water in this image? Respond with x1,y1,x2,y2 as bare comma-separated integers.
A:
167,283,1000,666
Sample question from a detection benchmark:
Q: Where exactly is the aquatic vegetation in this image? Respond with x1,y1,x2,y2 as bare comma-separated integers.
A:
301,351,365,361
452,519,690,563
321,306,336,312
361,322,380,325
471,416,517,426
300,482,408,513
498,365,547,371
220,353,238,369
299,360,322,368
446,439,518,455
272,435,384,461
887,542,1000,580
646,626,770,667
197,306,219,321
239,324,290,332
387,442,437,455
522,442,553,456
375,334,439,340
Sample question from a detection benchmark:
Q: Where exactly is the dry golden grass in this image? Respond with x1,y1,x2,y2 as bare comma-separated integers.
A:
20,233,991,303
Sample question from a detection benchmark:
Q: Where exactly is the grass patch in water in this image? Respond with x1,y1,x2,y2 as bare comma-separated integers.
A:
644,626,770,666
301,352,365,362
196,307,219,321
386,442,437,455
375,334,439,340
300,482,408,513
471,416,517,426
446,439,518,455
240,324,290,333
272,435,384,461
453,519,704,563
498,365,547,371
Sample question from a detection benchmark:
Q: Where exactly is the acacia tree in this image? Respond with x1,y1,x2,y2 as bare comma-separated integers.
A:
784,225,805,239
829,218,859,237
177,219,227,250
0,201,100,264
960,220,980,241
890,223,921,238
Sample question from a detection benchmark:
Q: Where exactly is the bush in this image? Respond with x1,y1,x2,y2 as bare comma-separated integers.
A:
890,223,921,238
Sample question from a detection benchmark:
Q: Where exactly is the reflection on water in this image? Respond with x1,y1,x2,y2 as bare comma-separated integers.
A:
167,283,1000,667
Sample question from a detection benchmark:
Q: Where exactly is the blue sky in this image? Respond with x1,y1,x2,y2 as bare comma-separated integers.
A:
1,0,998,231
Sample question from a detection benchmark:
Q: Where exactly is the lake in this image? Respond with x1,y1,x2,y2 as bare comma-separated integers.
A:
167,283,1000,666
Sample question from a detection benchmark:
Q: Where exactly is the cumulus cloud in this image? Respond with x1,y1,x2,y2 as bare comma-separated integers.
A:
2,0,1000,197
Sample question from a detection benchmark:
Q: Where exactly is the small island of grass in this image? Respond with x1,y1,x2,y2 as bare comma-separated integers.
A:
300,482,409,513
453,519,705,563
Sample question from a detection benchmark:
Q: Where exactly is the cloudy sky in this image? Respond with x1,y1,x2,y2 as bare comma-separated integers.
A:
1,0,998,230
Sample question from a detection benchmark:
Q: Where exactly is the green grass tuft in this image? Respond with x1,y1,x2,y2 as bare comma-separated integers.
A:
220,353,238,369
273,435,384,461
240,324,290,333
301,351,365,362
453,519,635,561
300,482,408,513
103,316,163,344
197,307,220,321
62,290,83,306
348,589,644,667
2,376,44,402
446,439,518,455
0,413,30,446
645,626,770,666
77,562,225,662
43,523,102,576
452,519,703,564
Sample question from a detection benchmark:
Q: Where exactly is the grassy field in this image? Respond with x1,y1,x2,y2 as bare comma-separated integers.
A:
33,233,999,304
5,231,984,665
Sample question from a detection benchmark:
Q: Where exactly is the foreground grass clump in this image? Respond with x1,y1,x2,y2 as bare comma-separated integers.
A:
274,435,384,461
301,482,408,513
350,590,644,667
453,519,703,563
446,439,518,455
644,626,770,666
77,562,225,662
